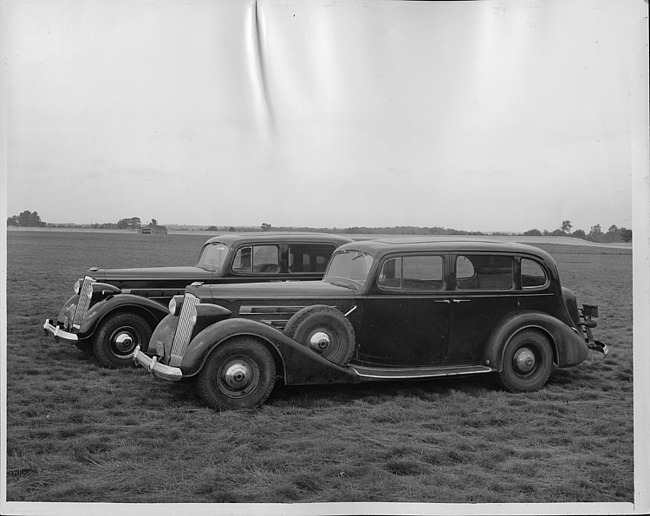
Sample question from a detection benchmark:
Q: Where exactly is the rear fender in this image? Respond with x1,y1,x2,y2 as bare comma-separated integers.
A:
180,318,358,385
78,294,169,338
482,310,589,370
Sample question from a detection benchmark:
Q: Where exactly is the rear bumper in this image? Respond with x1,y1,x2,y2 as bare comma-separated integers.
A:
579,305,608,355
584,326,608,355
43,319,79,343
133,345,183,381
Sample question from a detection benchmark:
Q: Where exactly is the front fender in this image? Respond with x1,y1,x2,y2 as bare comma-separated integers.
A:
57,294,80,324
180,318,358,385
78,294,169,338
482,310,589,371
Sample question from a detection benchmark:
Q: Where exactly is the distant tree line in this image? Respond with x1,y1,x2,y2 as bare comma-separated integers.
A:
85,217,142,230
523,220,632,243
6,212,632,243
6,210,46,227
339,226,485,236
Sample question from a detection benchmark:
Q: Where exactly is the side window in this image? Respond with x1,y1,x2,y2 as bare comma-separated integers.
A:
378,257,402,289
403,256,444,290
233,245,279,273
456,255,513,290
288,244,335,273
456,256,475,279
378,256,444,290
232,246,252,272
521,258,547,288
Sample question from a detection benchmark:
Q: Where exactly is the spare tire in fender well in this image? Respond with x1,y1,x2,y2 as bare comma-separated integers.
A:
283,304,355,366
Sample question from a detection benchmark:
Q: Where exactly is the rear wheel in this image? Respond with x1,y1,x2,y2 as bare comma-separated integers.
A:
93,313,152,368
196,338,276,411
497,330,553,392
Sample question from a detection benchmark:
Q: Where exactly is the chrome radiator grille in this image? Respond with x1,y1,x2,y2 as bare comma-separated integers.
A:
72,276,94,328
170,293,200,359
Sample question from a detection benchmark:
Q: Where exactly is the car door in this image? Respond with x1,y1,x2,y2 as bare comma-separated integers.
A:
446,253,518,364
355,253,451,366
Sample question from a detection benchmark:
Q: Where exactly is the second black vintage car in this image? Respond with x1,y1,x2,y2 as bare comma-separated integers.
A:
134,239,607,410
43,232,352,367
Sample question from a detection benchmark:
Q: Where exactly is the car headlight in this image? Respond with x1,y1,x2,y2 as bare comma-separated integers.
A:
73,279,81,295
168,295,185,316
189,306,198,325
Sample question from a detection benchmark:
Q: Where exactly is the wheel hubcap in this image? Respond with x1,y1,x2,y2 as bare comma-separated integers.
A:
222,361,254,391
308,331,331,353
111,330,136,354
513,347,536,375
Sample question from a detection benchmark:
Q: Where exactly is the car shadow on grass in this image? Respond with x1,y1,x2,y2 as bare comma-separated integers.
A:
268,373,501,409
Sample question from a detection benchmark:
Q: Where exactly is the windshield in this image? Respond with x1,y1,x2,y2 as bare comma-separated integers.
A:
324,250,374,287
196,242,229,271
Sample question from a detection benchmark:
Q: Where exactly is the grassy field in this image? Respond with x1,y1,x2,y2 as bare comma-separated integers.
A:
3,230,635,510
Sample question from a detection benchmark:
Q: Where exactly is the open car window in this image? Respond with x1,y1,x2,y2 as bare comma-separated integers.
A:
378,255,444,291
232,245,280,274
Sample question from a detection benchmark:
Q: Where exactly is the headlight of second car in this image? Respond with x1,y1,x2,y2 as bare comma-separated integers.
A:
169,295,185,316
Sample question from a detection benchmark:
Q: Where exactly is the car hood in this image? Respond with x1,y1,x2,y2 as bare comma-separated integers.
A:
187,279,356,302
87,266,215,282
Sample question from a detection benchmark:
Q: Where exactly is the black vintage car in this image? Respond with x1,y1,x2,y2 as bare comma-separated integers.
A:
134,239,607,410
43,232,352,367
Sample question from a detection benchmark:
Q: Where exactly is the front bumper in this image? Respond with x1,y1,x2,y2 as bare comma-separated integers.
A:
133,345,183,381
43,319,79,343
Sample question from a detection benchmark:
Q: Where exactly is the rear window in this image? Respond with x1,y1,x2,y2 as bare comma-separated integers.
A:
455,255,513,291
521,258,548,288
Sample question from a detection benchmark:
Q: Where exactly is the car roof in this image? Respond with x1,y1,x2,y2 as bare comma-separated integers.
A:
337,238,555,262
203,232,353,246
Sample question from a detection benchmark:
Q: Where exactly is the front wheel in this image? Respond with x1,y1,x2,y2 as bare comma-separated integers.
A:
196,338,276,411
93,313,153,368
497,330,553,392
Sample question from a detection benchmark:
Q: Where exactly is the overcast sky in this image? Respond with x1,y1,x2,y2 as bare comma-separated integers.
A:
3,0,646,233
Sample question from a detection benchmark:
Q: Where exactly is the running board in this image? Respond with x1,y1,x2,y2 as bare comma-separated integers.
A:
350,364,494,381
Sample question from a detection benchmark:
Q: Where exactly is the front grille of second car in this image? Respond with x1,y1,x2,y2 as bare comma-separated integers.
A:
72,276,94,328
171,293,200,358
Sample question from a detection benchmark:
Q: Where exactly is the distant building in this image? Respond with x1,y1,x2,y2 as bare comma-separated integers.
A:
140,224,167,234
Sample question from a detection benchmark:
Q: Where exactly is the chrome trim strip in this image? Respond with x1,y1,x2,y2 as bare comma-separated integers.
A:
351,366,493,380
239,305,306,314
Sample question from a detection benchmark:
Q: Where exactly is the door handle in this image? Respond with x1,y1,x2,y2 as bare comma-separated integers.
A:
435,299,451,304
452,299,471,303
